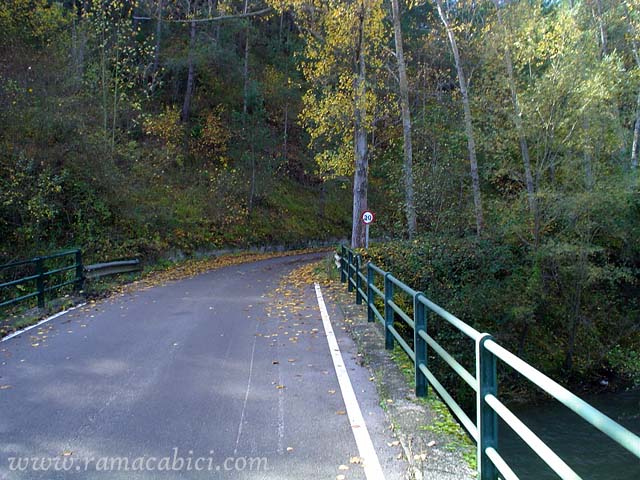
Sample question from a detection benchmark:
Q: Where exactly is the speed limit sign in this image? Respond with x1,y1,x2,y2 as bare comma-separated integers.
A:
361,210,375,224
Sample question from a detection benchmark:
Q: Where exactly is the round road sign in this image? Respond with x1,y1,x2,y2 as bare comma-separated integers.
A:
361,210,375,225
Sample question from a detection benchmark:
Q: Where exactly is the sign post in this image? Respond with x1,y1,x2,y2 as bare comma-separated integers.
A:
361,210,375,249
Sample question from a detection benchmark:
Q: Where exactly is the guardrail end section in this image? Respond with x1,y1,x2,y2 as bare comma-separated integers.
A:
477,333,498,480
414,292,428,398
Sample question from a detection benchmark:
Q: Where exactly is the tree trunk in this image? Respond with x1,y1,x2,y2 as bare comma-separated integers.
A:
633,91,640,170
112,29,120,149
242,0,250,118
351,1,368,248
493,1,538,240
594,0,607,56
319,180,326,217
152,0,163,73
391,0,417,239
101,29,108,132
248,145,256,217
76,0,87,83
631,35,640,170
624,2,639,169
283,102,288,165
583,117,594,189
434,0,483,236
181,20,197,122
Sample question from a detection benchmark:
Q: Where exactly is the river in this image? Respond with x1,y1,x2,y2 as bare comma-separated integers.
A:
498,389,640,479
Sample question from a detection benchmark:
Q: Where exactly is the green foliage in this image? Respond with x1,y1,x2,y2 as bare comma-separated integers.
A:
0,1,347,266
367,217,639,398
1,0,638,401
609,346,640,388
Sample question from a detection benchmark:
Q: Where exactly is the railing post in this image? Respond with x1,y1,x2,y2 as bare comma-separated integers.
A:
74,250,84,292
340,246,347,283
355,255,362,305
347,250,354,293
367,264,374,323
384,273,394,350
414,293,428,398
35,257,45,309
477,334,498,480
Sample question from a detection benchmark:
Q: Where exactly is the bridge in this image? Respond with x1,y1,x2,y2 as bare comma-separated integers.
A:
0,249,639,479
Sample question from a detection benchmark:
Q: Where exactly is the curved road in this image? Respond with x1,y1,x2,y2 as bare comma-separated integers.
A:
0,253,406,479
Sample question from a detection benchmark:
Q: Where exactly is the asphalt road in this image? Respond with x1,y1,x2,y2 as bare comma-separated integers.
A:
0,253,407,479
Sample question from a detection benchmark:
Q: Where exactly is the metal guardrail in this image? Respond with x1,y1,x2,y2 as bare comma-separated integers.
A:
0,253,142,311
338,245,640,480
0,250,83,309
84,259,141,280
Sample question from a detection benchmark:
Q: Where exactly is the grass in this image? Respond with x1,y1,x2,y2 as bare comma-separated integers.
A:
388,343,478,471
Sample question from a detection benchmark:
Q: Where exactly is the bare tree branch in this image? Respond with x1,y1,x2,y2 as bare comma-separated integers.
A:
133,7,271,24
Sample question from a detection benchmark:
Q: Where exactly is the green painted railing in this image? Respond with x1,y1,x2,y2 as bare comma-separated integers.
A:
339,245,640,480
0,250,84,310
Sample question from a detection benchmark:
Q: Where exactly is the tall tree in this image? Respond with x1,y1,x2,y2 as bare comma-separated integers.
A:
182,14,197,122
390,0,417,239
242,0,251,117
351,0,369,248
491,0,538,240
292,0,386,248
625,0,640,169
152,0,163,74
433,0,483,235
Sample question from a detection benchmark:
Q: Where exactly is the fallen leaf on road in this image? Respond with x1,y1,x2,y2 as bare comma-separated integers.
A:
349,456,362,464
0,385,12,390
328,389,336,394
286,447,293,452
62,451,72,457
275,385,285,389
336,410,346,415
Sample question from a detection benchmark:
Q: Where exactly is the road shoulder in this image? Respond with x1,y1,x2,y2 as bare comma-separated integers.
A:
311,258,477,480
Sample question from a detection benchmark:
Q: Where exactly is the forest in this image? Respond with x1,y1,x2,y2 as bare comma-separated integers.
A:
0,0,639,392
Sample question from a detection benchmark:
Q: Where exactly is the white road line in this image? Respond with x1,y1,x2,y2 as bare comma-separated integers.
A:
276,341,285,455
314,283,386,480
1,302,87,342
233,323,258,456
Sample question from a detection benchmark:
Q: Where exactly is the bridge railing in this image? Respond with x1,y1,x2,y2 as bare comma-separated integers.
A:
0,252,142,312
338,245,640,480
0,250,83,310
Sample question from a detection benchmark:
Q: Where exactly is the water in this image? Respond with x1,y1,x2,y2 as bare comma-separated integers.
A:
498,389,640,479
